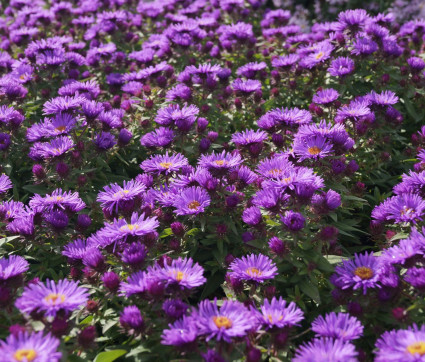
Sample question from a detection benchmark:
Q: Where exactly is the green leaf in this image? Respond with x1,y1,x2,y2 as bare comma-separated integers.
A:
93,349,127,362
22,184,48,195
0,235,20,247
299,279,321,304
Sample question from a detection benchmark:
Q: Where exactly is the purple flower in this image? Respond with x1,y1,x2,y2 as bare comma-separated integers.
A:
0,332,61,362
15,279,89,317
120,306,144,333
195,299,256,342
375,324,425,362
380,194,425,224
162,299,188,319
332,252,383,294
0,174,12,194
199,151,243,176
236,62,267,79
154,104,199,130
351,36,378,56
368,90,399,106
30,189,85,213
95,132,116,150
257,297,304,329
0,255,29,281
154,257,206,290
172,186,211,216
120,242,148,267
408,57,425,72
141,152,189,175
232,78,261,94
228,254,277,283
380,229,425,265
97,179,146,214
281,211,305,231
294,338,358,362
34,136,75,159
337,9,369,31
161,316,198,346
312,89,339,105
231,129,268,147
293,135,334,161
140,127,174,148
43,96,84,115
299,41,334,69
311,312,364,341
404,267,425,289
328,57,355,77
242,206,262,226
120,270,153,297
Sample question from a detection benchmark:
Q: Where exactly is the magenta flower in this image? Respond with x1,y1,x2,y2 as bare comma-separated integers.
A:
172,186,211,215
140,152,189,175
257,297,304,329
228,254,277,283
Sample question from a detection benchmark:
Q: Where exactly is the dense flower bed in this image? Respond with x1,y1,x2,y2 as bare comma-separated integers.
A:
0,0,425,360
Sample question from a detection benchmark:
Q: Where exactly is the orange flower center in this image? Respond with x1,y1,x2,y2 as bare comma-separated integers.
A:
307,146,321,155
214,160,226,166
14,349,37,362
246,267,262,276
160,162,173,169
315,51,324,59
44,293,66,305
55,126,67,132
354,266,373,280
188,201,201,210
213,316,232,329
401,207,414,216
122,224,138,232
407,342,425,356
175,271,184,281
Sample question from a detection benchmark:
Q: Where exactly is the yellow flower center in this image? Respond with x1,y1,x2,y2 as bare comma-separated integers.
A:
407,342,425,356
55,126,66,132
268,314,283,323
354,266,373,280
160,162,173,169
121,224,138,232
188,201,201,210
246,267,262,276
175,271,184,281
401,207,414,216
114,190,130,198
44,293,66,305
315,51,324,59
19,74,26,80
213,316,232,329
307,146,321,155
268,168,281,177
214,160,226,166
14,349,37,362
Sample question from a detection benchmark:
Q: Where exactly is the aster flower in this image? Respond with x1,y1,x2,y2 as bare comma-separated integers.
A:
120,306,144,333
154,257,206,289
404,267,425,289
368,90,399,106
172,186,211,215
95,132,116,150
154,104,199,129
195,299,256,342
281,211,305,231
380,229,425,265
293,135,334,161
236,62,267,79
0,332,61,362
29,189,85,213
271,54,299,69
232,78,261,94
0,255,29,281
294,338,358,362
312,312,363,341
62,238,90,261
199,151,243,176
351,36,378,56
267,107,312,127
257,297,304,329
328,57,355,77
228,254,277,283
337,9,369,32
42,96,84,115
15,279,89,317
140,152,189,175
336,100,371,123
37,136,75,159
231,129,268,147
332,252,383,294
161,316,198,346
102,212,159,242
408,57,425,72
141,127,175,148
0,174,12,194
299,41,334,69
120,270,152,296
97,179,146,214
375,324,425,362
384,194,425,224
312,89,339,105
120,242,148,267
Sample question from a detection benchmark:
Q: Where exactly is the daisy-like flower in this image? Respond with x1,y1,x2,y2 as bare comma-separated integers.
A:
335,100,371,122
311,312,364,341
380,229,425,265
231,129,268,147
337,8,369,31
271,54,299,69
37,136,75,159
29,189,85,213
154,257,206,289
312,88,339,105
97,179,146,214
42,95,84,115
0,255,29,281
375,324,425,362
232,78,262,94
299,41,334,69
161,316,199,346
0,174,12,194
15,279,89,317
294,338,358,362
368,90,399,106
404,267,425,289
257,297,304,329
62,238,90,261
154,104,199,128
198,151,243,176
332,252,383,294
328,57,355,77
172,186,211,215
293,135,334,161
120,270,152,296
267,107,312,126
385,194,425,224
228,254,277,283
195,299,256,342
140,127,174,148
103,212,159,242
140,152,189,175
0,331,61,362
236,61,267,79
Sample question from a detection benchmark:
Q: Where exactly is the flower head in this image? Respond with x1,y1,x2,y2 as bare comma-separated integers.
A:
257,297,304,329
311,312,364,341
228,254,277,283
172,186,211,215
294,338,358,362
